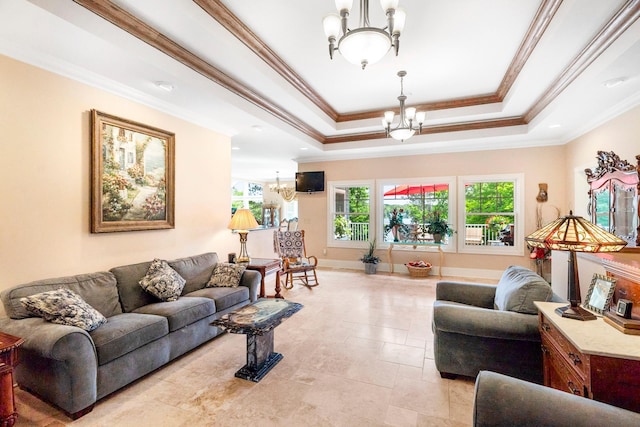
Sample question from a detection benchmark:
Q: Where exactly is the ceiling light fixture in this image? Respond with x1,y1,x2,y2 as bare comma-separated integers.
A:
323,0,405,70
603,77,628,88
269,171,297,202
382,71,425,142
154,81,174,92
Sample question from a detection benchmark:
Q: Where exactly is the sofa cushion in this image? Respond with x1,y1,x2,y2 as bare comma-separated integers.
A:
1,272,122,319
185,286,250,312
111,260,156,313
139,259,186,302
20,288,107,332
90,312,168,366
207,263,246,288
169,253,219,295
132,297,215,332
494,266,553,314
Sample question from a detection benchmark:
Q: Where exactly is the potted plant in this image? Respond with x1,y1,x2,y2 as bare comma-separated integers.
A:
360,238,380,274
427,211,454,243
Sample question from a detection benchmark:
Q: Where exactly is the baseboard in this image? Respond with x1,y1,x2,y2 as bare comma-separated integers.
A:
317,259,503,280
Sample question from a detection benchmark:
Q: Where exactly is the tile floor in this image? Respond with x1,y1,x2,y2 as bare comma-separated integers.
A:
13,269,493,427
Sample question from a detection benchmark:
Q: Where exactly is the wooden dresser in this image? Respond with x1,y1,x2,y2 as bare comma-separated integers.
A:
536,301,640,412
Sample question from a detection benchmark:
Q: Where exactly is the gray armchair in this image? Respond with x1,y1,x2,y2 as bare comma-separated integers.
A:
432,266,561,384
474,371,640,427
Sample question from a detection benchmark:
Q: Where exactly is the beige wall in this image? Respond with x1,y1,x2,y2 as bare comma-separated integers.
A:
565,105,640,216
554,105,640,298
298,145,567,277
0,55,238,305
2,53,638,299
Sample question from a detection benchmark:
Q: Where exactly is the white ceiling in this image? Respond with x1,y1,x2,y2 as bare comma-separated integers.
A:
1,0,639,183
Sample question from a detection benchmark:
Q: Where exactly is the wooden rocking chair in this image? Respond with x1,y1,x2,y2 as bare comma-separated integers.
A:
273,230,319,290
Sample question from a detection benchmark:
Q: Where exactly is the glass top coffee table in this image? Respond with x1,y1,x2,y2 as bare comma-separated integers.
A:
211,298,302,382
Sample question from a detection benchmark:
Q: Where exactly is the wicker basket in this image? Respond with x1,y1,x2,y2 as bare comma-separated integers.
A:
406,265,432,277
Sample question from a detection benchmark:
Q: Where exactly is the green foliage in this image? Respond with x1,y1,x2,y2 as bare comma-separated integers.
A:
427,211,454,236
360,239,380,264
334,216,351,239
346,186,370,224
486,215,511,232
247,183,263,196
465,182,514,224
248,200,262,224
103,194,131,221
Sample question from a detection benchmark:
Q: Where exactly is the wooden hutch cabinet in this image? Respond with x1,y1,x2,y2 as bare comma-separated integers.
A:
586,151,640,248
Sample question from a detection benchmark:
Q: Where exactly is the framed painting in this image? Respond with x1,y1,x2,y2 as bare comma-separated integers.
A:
91,110,175,233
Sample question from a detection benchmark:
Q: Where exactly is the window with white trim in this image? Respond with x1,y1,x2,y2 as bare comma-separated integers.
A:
380,178,455,248
458,174,524,255
231,180,263,223
327,181,373,248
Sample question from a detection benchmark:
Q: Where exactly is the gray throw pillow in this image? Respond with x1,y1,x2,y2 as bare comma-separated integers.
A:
494,265,552,314
139,258,186,302
207,263,246,288
20,288,107,331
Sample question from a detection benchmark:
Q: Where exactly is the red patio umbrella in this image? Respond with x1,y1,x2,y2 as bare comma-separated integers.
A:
383,184,449,197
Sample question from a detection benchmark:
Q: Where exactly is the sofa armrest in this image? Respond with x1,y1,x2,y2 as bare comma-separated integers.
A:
0,317,98,415
433,301,540,341
0,317,95,359
474,371,640,427
436,281,496,309
240,270,260,302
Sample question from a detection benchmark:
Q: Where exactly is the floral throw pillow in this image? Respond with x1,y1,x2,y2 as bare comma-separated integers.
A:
207,263,246,288
20,288,107,332
139,258,186,302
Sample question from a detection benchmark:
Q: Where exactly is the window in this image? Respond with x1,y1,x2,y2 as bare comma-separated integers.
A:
328,181,373,247
281,200,298,222
380,178,455,247
231,181,263,224
458,174,523,255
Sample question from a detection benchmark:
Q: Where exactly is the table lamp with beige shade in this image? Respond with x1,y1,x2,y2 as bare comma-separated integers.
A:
228,209,259,264
525,211,627,321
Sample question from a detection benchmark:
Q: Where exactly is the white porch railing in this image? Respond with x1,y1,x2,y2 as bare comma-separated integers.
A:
344,222,510,245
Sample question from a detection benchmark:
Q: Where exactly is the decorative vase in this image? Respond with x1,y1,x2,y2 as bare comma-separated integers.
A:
364,263,377,274
433,233,442,243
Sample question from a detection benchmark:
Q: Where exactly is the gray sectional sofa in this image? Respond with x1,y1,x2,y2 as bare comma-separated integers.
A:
0,252,260,419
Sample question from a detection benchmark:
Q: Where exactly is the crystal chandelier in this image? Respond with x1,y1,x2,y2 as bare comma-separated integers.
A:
382,71,425,142
269,171,296,202
323,0,406,70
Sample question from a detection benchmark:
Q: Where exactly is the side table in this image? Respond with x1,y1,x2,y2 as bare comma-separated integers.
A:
245,258,282,298
0,332,24,427
212,299,302,382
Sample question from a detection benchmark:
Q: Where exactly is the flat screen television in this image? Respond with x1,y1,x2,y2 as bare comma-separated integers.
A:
295,171,325,193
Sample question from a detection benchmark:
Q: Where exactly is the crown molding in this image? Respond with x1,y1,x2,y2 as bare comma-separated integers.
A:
73,0,639,145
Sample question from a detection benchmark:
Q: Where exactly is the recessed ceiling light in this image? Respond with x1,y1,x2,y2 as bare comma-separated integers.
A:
251,125,263,132
548,124,561,129
603,77,628,88
231,146,240,150
300,147,308,150
154,81,175,92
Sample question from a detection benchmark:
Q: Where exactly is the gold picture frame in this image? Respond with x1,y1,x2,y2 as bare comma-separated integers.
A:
583,273,617,314
91,110,175,233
